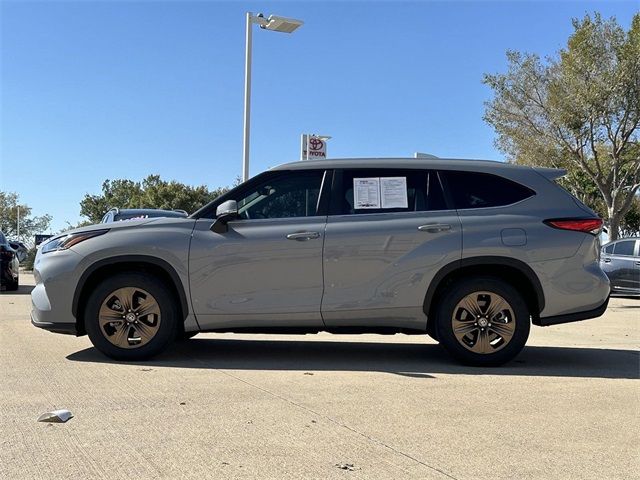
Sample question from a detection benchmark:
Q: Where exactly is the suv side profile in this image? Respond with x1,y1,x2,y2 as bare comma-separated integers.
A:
31,158,610,366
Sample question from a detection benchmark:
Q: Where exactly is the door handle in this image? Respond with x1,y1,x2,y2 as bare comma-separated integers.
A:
418,223,451,233
286,231,320,241
603,258,611,263
635,261,640,266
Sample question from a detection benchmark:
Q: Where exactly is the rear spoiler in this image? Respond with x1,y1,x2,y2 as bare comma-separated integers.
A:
533,167,567,180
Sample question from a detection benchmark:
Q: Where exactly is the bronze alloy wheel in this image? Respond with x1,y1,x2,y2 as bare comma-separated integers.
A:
98,287,161,349
451,291,516,354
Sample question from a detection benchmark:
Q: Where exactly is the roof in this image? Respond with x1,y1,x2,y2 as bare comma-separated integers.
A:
270,157,531,172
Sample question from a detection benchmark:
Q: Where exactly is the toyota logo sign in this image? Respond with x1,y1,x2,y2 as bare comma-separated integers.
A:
301,134,328,160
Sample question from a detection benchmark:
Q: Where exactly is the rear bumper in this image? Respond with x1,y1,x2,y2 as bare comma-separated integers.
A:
534,296,609,326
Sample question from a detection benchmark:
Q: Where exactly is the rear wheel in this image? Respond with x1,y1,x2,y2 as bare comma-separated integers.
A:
435,277,530,366
85,273,178,360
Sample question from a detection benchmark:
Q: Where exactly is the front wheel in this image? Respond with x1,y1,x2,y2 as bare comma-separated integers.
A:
85,273,178,360
435,277,530,367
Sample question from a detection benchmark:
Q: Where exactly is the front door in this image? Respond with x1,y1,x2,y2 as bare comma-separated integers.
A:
189,169,328,330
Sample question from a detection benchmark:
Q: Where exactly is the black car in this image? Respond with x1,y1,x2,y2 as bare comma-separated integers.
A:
0,230,19,291
100,208,188,223
601,237,640,295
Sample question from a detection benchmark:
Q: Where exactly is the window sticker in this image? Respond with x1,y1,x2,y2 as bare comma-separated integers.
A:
353,178,381,208
380,177,408,208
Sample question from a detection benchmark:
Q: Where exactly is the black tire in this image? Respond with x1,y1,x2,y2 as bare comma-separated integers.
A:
85,272,178,361
435,277,530,367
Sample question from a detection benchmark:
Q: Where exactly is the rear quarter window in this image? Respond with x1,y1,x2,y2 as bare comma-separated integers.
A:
442,171,535,209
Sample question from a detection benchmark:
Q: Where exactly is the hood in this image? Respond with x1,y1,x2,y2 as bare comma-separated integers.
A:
59,218,157,237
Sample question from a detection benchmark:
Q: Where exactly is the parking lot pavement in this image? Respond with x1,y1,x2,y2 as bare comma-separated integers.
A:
1,273,638,480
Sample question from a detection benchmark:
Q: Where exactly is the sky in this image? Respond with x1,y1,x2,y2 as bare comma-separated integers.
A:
1,0,638,232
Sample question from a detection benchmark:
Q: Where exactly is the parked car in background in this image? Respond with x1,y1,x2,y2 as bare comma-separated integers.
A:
600,238,640,296
101,208,188,223
8,240,28,263
32,158,610,366
0,230,19,291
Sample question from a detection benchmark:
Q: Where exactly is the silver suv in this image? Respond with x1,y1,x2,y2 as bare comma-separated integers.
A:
31,158,610,366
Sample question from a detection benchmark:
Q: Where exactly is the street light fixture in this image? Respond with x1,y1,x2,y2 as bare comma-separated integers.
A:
242,12,303,182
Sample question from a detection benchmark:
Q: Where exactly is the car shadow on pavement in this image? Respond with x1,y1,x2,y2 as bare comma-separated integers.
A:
67,338,640,380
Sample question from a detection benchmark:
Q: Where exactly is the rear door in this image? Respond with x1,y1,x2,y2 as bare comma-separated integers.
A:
321,168,461,329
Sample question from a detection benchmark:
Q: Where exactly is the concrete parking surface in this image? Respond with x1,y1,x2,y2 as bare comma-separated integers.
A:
1,273,639,480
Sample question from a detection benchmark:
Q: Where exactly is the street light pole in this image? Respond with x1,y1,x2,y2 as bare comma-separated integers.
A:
241,12,303,183
242,12,253,183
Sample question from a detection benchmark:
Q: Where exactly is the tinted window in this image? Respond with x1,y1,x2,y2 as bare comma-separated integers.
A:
236,170,324,219
613,241,636,256
443,171,534,209
335,169,447,215
604,244,614,254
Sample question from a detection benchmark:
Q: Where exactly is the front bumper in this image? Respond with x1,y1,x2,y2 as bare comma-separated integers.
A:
533,296,610,326
30,248,84,336
31,312,77,335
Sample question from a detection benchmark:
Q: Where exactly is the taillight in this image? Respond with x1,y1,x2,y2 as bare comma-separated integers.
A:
544,218,603,235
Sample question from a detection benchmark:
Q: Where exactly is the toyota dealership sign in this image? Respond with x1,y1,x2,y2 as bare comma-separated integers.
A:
300,134,329,160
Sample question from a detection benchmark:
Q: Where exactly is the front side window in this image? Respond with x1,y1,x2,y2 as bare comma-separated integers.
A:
334,169,447,215
613,240,636,256
235,170,325,220
443,171,535,209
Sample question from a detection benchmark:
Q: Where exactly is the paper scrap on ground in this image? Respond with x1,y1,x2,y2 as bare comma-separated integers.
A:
380,177,408,208
353,178,381,208
37,409,74,423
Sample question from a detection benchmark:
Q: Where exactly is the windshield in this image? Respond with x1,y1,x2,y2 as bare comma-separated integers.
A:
113,211,186,222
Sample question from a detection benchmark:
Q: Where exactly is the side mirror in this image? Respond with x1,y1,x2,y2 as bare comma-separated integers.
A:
210,200,238,233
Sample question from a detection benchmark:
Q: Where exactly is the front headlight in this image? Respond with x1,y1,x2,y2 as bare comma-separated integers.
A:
41,229,109,254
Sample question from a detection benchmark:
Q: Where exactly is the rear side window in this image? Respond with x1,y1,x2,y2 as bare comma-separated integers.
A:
442,171,535,209
604,244,614,254
334,169,447,215
613,240,636,256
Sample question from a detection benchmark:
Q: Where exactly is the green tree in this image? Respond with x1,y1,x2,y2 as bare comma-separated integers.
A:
484,13,640,240
80,175,235,224
620,196,640,237
0,191,52,247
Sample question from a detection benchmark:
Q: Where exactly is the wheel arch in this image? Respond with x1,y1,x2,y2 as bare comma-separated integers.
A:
72,255,189,335
423,256,544,335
